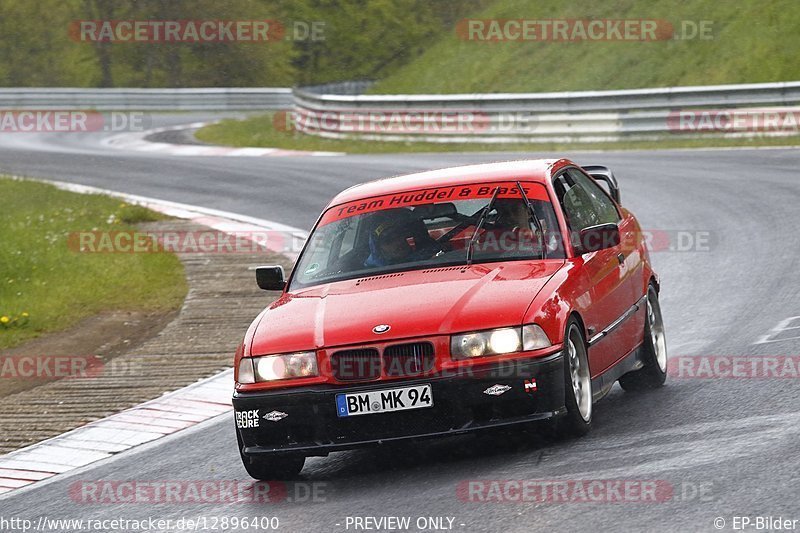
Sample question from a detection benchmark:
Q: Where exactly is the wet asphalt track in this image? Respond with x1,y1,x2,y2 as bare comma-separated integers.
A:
0,115,799,532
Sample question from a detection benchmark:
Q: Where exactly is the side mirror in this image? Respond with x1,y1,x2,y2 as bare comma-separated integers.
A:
582,165,621,204
256,265,286,291
575,223,620,254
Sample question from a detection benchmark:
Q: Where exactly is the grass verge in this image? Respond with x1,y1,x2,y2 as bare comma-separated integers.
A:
195,113,800,154
0,177,187,350
372,0,800,94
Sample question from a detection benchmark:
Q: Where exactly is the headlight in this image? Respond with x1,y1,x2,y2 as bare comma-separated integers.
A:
451,325,551,359
451,327,520,359
237,351,318,383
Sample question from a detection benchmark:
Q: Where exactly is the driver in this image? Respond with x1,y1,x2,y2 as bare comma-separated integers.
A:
484,199,544,255
494,199,532,230
364,214,435,267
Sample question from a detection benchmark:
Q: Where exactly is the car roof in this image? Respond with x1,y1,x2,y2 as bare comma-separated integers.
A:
327,158,574,207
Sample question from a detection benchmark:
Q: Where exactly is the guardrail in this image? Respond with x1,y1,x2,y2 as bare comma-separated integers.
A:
3,82,798,141
291,81,800,142
300,80,374,95
0,88,292,111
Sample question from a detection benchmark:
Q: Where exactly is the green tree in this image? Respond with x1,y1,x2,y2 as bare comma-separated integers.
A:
0,0,484,88
0,0,94,86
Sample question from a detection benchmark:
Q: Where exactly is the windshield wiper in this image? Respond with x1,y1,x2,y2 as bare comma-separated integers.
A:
516,181,547,260
465,186,501,266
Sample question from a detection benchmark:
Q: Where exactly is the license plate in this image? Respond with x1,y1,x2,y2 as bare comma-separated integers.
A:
336,384,433,417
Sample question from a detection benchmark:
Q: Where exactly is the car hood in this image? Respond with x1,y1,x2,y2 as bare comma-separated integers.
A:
249,260,563,355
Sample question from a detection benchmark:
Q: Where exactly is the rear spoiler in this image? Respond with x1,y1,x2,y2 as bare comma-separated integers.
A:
582,165,620,204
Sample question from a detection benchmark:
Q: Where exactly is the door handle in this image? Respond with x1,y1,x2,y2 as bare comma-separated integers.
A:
617,253,625,265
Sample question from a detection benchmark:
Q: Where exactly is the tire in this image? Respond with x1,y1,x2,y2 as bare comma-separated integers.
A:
619,284,668,392
549,319,593,438
237,431,305,480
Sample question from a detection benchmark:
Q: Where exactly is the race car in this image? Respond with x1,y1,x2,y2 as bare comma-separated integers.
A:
232,159,668,479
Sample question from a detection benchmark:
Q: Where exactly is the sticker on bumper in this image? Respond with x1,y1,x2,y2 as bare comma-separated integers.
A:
483,384,512,396
235,409,260,429
263,410,288,422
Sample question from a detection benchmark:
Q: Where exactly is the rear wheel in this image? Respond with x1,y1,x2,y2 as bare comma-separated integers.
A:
237,432,305,480
619,284,668,391
549,319,593,438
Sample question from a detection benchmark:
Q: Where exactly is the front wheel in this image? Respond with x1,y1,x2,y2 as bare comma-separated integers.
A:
237,432,305,480
241,454,305,481
549,319,593,438
619,284,668,391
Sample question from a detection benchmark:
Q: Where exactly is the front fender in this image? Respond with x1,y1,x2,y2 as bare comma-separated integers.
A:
523,262,581,345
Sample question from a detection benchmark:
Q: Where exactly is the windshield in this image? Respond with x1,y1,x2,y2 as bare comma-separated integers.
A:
290,181,564,289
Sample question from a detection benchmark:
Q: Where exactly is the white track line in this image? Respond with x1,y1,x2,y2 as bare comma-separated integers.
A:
0,370,233,494
102,121,344,157
0,180,308,496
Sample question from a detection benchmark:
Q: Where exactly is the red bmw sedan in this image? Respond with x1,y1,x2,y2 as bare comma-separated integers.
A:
232,159,668,479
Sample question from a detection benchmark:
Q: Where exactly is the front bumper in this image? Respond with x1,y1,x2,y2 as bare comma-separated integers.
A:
233,352,565,457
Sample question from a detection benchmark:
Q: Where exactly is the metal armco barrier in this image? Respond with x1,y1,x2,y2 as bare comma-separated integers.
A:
0,88,292,111
290,81,800,142
2,82,798,142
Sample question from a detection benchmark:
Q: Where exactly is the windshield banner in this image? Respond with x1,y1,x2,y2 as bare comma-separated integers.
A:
320,182,550,226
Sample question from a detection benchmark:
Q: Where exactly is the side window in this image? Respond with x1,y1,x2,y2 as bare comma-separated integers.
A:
567,169,621,225
554,173,600,233
554,170,621,235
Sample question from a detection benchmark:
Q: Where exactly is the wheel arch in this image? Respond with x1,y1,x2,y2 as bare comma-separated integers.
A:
568,311,589,343
649,275,660,293
567,311,591,375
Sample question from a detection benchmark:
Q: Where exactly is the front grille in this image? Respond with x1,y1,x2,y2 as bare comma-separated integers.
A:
330,348,381,381
383,342,435,377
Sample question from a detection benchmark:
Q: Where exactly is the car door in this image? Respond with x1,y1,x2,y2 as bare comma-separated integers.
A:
554,169,639,374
